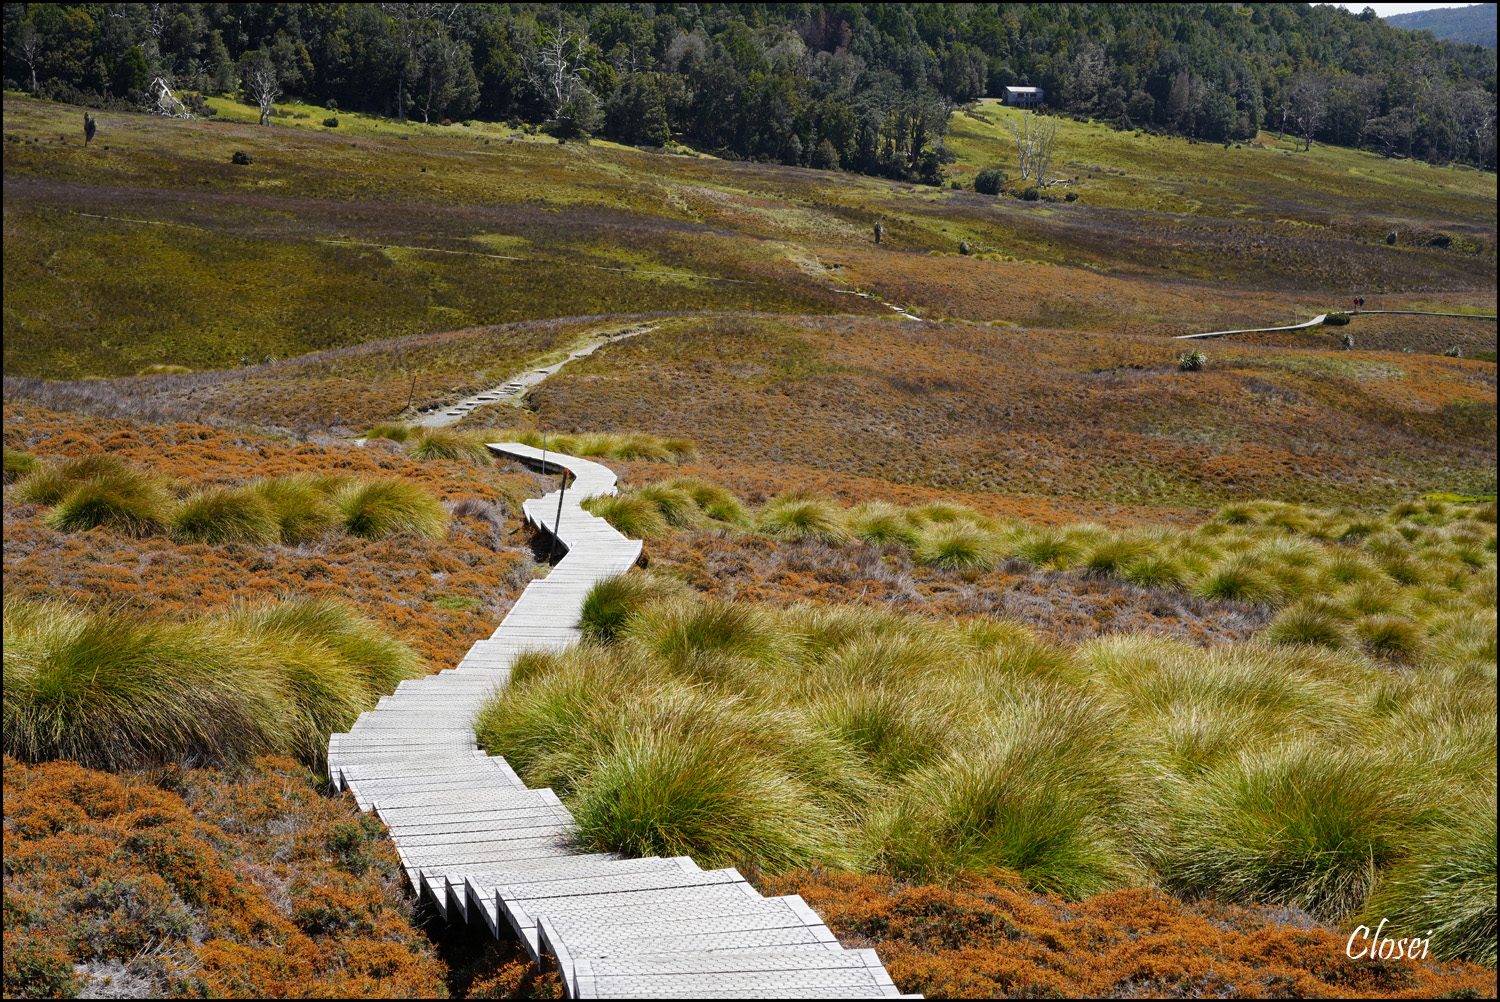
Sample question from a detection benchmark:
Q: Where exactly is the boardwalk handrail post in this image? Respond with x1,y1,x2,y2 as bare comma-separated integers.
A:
550,469,566,563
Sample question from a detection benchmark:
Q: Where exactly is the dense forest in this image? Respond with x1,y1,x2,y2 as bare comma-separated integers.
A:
4,3,1496,177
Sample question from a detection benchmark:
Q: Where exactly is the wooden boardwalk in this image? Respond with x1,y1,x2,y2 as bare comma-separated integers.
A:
327,443,912,999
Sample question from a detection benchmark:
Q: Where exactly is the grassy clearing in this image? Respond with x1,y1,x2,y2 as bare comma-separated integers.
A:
2,597,420,770
588,477,1495,661
476,585,1495,958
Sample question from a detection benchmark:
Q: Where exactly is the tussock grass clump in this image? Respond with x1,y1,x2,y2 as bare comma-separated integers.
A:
1161,743,1424,920
44,470,173,536
170,486,282,545
335,478,448,540
135,363,193,375
2,597,419,770
498,428,695,462
249,474,340,544
756,494,849,544
14,454,132,506
1264,602,1352,650
3,448,38,484
2,599,282,770
914,521,996,570
580,573,686,643
847,502,920,547
365,422,414,443
407,427,492,463
1355,614,1427,661
572,725,844,871
1193,558,1279,604
665,477,747,525
1013,527,1082,569
583,493,668,538
1361,793,1497,965
633,484,701,528
473,584,1495,958
875,694,1135,896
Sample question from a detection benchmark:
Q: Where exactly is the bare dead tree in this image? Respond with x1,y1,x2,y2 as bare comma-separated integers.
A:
151,77,189,118
1287,72,1329,151
13,21,42,93
381,3,464,120
529,18,591,115
239,54,280,126
1007,110,1059,186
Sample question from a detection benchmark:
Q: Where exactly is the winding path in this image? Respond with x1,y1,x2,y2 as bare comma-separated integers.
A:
1175,309,1497,340
327,444,912,999
413,324,654,428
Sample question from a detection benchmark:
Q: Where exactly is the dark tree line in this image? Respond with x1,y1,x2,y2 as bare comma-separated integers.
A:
4,3,1495,176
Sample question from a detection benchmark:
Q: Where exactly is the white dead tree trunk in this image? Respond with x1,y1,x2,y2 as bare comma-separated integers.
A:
529,23,590,114
151,77,190,118
1007,110,1058,186
243,62,280,125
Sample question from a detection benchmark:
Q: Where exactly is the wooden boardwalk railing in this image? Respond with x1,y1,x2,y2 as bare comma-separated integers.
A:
327,442,913,999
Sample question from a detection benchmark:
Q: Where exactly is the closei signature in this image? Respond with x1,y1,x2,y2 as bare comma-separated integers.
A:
1346,919,1434,961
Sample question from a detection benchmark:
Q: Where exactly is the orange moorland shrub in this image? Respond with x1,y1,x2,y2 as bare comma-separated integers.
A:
532,313,1496,511
2,756,447,999
2,403,545,669
762,870,1498,1000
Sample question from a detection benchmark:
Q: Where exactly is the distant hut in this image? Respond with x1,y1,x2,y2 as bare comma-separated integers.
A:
1003,85,1044,107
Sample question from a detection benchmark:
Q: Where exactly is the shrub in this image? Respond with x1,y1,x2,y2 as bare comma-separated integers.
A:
1178,350,1208,372
1021,186,1040,201
914,521,995,570
231,150,252,165
323,116,339,128
406,427,491,463
170,486,281,545
756,495,849,544
3,448,37,484
1323,312,1351,326
583,494,667,538
335,479,447,540
974,165,1007,194
45,471,173,536
1161,743,1423,920
1119,553,1185,588
1361,793,1497,965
